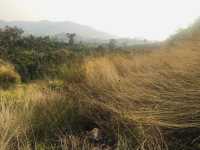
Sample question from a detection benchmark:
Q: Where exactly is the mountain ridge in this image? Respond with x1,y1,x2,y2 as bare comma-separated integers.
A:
0,20,115,41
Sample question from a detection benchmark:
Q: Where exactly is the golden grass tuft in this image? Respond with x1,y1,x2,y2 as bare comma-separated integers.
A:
0,59,21,89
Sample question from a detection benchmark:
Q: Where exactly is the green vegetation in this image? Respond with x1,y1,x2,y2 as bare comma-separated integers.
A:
0,26,70,81
0,20,200,150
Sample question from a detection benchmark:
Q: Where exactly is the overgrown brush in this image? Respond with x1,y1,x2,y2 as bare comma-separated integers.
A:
1,46,200,149
0,59,20,89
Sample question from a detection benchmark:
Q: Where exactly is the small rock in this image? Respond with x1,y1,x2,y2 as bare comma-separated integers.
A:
101,144,112,150
87,128,103,142
92,147,101,150
92,145,112,150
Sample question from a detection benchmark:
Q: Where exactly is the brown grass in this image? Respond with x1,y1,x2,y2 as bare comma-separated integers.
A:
84,48,200,126
0,44,200,149
83,47,200,149
0,59,21,89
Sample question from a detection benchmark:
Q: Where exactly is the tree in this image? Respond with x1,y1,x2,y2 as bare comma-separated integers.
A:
66,33,76,46
0,26,23,50
108,39,117,50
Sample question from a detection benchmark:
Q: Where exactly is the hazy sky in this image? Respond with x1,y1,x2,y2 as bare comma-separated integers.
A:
1,0,200,40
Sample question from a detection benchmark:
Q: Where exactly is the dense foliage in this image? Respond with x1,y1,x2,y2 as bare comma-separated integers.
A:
0,26,71,81
0,26,136,81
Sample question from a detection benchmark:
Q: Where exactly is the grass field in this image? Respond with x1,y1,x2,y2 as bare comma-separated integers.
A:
1,20,200,149
0,41,200,149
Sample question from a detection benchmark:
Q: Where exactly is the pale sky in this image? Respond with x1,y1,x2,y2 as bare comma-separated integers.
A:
1,0,200,40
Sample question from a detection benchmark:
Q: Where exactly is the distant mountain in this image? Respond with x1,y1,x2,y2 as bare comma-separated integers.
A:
0,20,153,45
0,20,115,42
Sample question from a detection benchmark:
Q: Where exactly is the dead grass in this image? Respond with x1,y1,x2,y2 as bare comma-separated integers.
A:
0,42,200,149
0,59,21,89
84,48,200,126
83,47,200,149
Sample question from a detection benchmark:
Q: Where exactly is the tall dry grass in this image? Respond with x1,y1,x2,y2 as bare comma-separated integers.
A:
84,48,200,126
0,59,20,89
83,47,200,149
0,45,200,149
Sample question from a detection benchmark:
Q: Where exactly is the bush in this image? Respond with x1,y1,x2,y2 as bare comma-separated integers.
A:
0,60,21,89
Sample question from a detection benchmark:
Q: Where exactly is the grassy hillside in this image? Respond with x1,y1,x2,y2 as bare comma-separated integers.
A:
0,21,200,149
1,48,200,149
